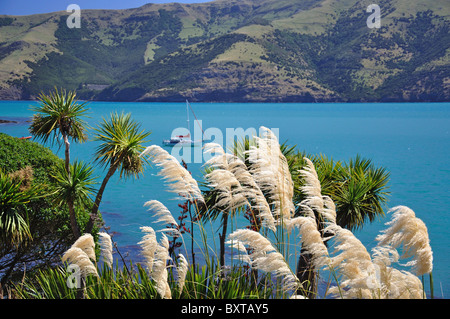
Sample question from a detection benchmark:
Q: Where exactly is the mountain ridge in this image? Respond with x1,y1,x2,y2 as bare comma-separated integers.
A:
0,0,448,102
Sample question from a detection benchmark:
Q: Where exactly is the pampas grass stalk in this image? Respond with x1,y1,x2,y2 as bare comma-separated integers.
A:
138,226,158,273
144,199,182,239
98,232,113,268
299,157,336,224
152,234,172,299
228,229,299,294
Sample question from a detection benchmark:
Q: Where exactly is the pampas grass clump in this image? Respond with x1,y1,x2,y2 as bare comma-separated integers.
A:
138,226,172,298
55,127,435,300
246,127,295,220
62,234,98,278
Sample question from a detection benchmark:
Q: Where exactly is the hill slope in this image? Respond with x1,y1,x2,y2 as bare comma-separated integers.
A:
0,0,448,102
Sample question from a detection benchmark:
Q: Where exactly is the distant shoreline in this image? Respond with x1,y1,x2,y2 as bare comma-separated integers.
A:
0,119,18,124
1,99,449,104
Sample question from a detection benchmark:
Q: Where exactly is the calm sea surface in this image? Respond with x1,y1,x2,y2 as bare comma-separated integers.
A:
1,101,449,297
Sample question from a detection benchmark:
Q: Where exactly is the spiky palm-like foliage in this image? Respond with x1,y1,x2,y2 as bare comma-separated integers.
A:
50,161,97,237
29,88,89,173
0,169,40,246
85,112,151,234
334,156,390,230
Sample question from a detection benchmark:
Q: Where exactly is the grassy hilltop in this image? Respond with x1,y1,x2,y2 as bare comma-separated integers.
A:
0,0,448,102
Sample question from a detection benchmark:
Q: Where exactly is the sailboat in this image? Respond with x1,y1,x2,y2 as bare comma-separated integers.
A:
163,100,204,147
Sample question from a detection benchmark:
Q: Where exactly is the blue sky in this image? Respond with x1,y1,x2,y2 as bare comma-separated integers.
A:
0,0,212,16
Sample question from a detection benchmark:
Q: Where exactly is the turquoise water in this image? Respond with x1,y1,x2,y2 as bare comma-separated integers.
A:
1,101,449,297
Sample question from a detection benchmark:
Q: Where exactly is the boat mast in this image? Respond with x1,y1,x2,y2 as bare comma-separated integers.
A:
186,99,191,136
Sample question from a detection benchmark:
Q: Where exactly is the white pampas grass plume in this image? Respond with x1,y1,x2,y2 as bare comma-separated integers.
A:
226,239,251,264
298,157,336,225
203,142,232,170
299,157,322,198
98,232,113,268
141,145,204,203
290,294,307,299
322,195,337,225
387,267,424,299
204,143,248,212
371,245,424,299
138,226,158,272
228,229,299,293
246,127,295,220
144,200,179,233
62,247,98,277
327,224,378,298
177,254,189,294
293,217,330,269
376,205,433,276
204,142,276,232
205,168,250,212
228,156,277,232
152,234,172,299
72,233,96,262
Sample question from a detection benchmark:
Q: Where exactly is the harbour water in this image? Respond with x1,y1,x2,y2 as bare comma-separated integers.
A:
1,100,449,297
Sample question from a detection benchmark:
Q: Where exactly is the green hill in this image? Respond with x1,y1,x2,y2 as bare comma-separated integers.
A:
0,0,448,102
